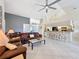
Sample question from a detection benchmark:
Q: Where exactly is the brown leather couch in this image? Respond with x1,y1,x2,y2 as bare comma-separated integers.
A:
0,45,26,59
8,37,21,46
21,32,42,40
20,32,42,44
6,32,42,45
7,32,22,46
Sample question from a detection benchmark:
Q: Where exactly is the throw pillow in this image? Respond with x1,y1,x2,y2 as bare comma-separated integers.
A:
30,34,34,38
5,43,17,50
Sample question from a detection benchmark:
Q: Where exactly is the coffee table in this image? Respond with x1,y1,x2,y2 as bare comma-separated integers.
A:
29,39,45,50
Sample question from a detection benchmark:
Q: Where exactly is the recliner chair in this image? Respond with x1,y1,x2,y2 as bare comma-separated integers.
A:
0,45,26,59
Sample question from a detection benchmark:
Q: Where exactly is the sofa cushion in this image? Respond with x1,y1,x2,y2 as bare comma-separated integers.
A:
9,37,20,43
0,46,6,56
5,43,17,50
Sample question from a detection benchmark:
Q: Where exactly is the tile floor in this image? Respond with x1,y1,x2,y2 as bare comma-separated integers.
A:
24,38,79,59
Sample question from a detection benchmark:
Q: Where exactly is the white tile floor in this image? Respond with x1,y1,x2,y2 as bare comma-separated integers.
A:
24,38,79,59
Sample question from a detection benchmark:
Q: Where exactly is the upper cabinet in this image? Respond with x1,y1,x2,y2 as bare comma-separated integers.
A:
0,0,5,32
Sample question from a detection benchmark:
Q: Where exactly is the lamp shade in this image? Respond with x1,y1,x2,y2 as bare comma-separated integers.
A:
0,29,9,46
7,28,14,34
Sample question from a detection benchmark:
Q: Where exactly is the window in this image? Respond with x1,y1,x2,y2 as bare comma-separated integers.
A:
31,24,39,32
30,18,40,32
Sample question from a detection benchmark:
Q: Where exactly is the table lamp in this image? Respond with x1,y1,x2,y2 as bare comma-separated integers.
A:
7,28,14,34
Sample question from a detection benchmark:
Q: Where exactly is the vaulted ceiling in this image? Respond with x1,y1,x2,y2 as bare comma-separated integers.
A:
5,0,79,21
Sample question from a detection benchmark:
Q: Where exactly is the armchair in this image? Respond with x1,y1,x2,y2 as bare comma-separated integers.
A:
0,29,26,59
0,45,27,59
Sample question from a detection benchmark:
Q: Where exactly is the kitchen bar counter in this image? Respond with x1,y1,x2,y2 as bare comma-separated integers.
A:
47,31,72,42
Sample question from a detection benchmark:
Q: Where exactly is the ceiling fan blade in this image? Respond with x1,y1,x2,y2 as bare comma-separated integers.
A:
36,4,45,7
48,0,61,6
39,7,46,12
48,7,56,10
46,8,48,13
46,0,48,5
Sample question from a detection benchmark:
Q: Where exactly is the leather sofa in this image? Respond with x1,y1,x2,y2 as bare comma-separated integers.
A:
6,32,21,38
21,32,42,40
8,37,21,46
20,32,42,44
0,45,26,59
6,32,42,45
6,32,22,46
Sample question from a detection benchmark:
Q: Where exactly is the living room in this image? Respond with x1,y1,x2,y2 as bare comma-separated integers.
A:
0,0,79,59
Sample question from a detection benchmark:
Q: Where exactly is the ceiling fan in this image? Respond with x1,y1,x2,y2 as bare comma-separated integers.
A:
37,0,61,13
